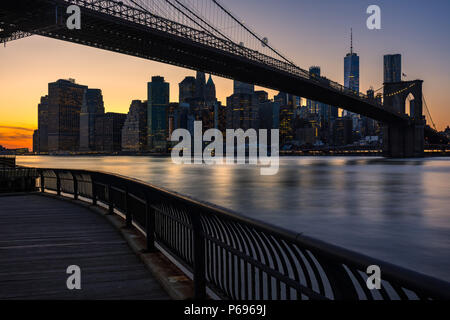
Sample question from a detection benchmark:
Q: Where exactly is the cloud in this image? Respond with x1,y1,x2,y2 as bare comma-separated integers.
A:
0,125,34,149
0,125,35,132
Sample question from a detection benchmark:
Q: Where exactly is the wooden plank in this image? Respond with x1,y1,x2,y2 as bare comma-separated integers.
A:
0,194,170,300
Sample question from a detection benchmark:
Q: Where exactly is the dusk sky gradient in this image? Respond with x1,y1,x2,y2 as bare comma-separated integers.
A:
1,0,449,149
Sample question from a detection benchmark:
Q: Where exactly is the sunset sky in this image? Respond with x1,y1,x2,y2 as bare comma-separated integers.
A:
1,0,449,149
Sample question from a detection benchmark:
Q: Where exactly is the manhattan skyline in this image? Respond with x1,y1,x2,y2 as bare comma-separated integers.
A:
1,0,450,149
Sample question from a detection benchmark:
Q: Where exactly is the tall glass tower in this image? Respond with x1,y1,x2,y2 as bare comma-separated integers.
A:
343,29,360,128
344,30,360,93
147,76,169,151
384,54,402,83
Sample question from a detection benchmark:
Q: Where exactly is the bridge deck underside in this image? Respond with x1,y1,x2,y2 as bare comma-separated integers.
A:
1,0,406,124
0,194,170,300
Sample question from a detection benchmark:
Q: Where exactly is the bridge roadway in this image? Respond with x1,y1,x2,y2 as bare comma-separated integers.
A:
0,193,170,299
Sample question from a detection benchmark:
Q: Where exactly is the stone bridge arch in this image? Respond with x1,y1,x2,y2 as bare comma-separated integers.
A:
382,80,425,158
383,80,423,119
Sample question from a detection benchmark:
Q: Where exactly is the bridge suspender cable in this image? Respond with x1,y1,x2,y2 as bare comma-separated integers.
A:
167,0,235,45
129,0,270,67
210,0,298,68
373,85,384,93
423,95,437,130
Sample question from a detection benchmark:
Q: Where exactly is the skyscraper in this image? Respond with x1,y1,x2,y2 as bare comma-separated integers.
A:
195,71,206,100
205,75,217,105
274,92,299,108
343,29,361,130
47,79,87,152
147,76,169,151
179,76,196,103
384,54,402,83
307,66,322,114
226,91,258,130
344,30,360,93
37,95,49,153
233,80,254,95
95,112,127,152
80,89,104,151
122,100,147,152
32,130,39,153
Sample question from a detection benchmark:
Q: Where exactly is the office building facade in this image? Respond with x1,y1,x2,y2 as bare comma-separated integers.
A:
37,95,49,153
122,100,148,152
147,76,169,151
384,54,402,83
47,79,87,152
80,89,105,151
95,112,127,152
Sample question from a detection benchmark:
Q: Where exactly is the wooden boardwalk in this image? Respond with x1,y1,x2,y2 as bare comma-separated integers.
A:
0,194,170,300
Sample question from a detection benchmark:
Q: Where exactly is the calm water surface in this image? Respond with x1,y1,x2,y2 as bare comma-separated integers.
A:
17,156,450,281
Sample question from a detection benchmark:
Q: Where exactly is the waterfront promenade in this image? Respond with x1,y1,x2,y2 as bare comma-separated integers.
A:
1,166,449,300
0,194,170,300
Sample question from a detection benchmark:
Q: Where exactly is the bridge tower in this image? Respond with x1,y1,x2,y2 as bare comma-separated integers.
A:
382,80,425,157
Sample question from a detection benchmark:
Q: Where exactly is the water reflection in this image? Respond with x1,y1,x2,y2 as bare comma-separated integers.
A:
17,155,450,281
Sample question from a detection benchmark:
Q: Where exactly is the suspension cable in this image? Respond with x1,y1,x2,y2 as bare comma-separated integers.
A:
210,0,298,68
423,95,437,130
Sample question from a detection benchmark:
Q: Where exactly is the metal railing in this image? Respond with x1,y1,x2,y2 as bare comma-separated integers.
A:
0,155,16,168
0,167,37,193
36,168,450,300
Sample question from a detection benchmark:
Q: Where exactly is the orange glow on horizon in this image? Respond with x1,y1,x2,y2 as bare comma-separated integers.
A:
0,125,34,150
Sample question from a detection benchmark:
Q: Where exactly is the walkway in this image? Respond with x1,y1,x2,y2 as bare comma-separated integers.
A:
0,194,170,300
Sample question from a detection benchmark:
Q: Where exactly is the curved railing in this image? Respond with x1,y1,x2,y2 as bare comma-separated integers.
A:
35,168,450,300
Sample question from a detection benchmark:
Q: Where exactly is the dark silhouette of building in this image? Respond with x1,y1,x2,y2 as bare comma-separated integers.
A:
444,126,450,140
233,80,254,95
205,74,217,105
122,100,147,152
179,76,196,103
332,117,354,146
47,79,87,152
254,90,269,103
147,76,169,151
195,71,206,100
279,105,295,145
32,130,39,153
37,95,49,153
258,100,280,130
294,117,316,146
80,89,105,151
384,54,402,83
274,92,297,107
95,112,127,152
226,92,259,130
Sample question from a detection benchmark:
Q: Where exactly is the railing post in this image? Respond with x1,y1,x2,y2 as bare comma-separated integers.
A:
92,183,97,206
321,259,359,300
145,194,156,252
125,188,132,228
40,172,45,193
73,173,78,200
107,184,114,215
55,171,61,196
191,211,206,300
